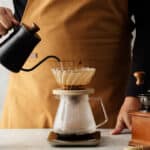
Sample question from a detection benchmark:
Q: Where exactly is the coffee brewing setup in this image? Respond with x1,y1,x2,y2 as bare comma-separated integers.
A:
0,23,108,146
129,71,150,146
48,61,108,146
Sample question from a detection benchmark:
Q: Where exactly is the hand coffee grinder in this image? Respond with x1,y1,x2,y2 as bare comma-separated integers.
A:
48,62,108,146
129,71,150,146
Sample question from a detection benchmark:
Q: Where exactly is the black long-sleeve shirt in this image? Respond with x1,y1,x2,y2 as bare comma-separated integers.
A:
13,0,27,21
126,1,150,96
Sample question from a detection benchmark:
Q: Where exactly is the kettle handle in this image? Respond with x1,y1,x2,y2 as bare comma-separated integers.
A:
0,25,20,46
0,23,39,45
92,97,108,128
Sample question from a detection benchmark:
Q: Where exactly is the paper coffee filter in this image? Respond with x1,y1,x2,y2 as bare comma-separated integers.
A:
51,61,96,88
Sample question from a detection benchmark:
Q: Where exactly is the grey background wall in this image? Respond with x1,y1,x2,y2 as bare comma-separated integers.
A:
0,1,14,115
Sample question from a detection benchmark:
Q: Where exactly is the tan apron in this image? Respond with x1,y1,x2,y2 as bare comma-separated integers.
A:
0,0,130,128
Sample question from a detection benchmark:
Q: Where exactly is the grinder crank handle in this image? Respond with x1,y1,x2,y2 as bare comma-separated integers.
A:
133,71,145,86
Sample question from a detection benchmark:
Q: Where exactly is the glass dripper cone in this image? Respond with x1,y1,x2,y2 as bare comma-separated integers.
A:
51,61,96,89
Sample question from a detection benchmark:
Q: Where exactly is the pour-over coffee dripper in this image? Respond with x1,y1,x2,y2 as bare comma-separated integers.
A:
51,60,96,89
48,60,108,146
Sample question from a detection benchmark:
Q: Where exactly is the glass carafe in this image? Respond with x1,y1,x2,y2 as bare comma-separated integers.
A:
53,89,108,135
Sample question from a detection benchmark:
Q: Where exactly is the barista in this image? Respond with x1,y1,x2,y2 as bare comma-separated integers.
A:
112,1,150,134
0,0,130,128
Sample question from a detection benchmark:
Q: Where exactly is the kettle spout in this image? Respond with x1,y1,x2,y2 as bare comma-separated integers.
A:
21,55,61,72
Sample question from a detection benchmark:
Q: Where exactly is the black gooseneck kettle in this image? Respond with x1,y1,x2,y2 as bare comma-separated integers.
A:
0,23,60,73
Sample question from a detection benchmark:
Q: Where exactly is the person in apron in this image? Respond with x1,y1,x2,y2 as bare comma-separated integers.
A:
0,0,131,128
